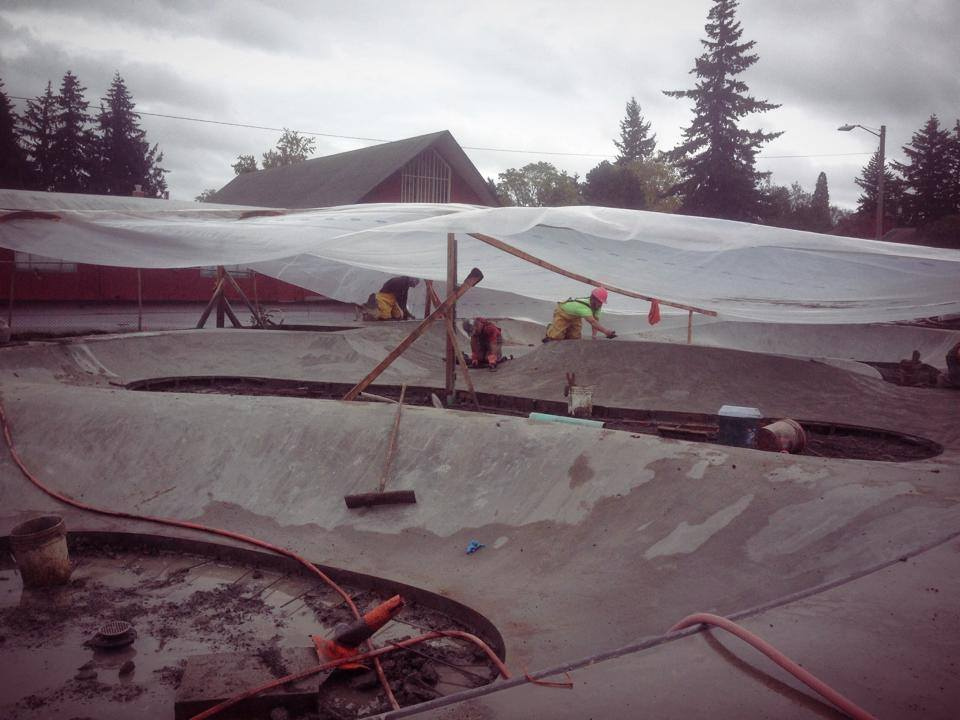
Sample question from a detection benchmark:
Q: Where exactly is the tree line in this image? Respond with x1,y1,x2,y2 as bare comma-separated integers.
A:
0,72,167,197
489,0,960,244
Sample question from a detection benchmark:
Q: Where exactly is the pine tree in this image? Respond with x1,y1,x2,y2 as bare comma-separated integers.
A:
21,81,58,191
948,119,960,215
893,115,954,225
855,150,900,223
614,97,656,163
663,0,782,221
808,172,832,232
50,71,95,192
0,78,30,189
93,73,167,196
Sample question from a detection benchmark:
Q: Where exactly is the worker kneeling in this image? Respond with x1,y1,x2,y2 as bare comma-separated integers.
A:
463,318,503,370
544,287,617,341
361,275,420,321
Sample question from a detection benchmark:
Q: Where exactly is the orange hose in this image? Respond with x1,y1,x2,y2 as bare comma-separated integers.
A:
669,613,878,720
189,629,511,720
0,401,400,711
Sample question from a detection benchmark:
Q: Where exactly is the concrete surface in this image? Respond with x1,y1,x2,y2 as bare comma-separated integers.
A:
1,321,959,718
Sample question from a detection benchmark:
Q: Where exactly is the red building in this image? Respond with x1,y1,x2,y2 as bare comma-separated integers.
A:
1,130,498,303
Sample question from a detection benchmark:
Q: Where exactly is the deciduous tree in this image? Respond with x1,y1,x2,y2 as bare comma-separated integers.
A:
261,128,316,170
664,0,781,221
495,162,580,207
232,154,258,175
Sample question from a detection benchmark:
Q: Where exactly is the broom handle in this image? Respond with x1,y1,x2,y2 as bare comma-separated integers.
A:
378,384,406,493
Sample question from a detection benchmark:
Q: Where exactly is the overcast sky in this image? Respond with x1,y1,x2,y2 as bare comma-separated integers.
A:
2,0,958,210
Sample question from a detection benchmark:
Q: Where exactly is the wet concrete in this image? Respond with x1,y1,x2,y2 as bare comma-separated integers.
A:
1,322,959,718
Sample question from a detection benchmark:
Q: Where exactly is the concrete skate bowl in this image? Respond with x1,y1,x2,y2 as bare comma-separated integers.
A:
127,376,944,463
0,530,504,720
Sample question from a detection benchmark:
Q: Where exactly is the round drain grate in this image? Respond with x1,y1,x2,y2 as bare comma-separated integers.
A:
97,620,133,638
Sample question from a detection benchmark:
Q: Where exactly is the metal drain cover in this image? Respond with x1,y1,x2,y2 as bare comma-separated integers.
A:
98,620,133,638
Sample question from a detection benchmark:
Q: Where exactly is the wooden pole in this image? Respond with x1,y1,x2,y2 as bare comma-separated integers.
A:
196,277,226,328
222,296,243,328
342,268,484,402
7,261,14,332
378,384,406,493
215,266,226,328
428,284,481,412
445,233,458,402
222,268,264,328
136,269,143,332
424,279,434,317
468,232,716,317
687,310,693,345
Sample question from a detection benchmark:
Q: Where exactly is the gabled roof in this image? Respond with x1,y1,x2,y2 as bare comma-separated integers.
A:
209,130,498,208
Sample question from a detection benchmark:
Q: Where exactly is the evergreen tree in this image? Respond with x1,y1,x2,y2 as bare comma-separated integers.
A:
808,172,832,232
948,119,960,214
663,0,782,221
20,81,58,191
50,71,95,192
93,73,167,197
614,97,656,163
893,115,954,225
0,78,30,189
854,149,900,223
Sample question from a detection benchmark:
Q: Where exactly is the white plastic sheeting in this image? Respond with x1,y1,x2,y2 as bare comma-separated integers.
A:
1,189,958,325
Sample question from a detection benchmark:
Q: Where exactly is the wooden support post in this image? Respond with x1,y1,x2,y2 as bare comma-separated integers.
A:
428,284,481,412
222,295,243,328
445,234,458,402
7,261,14,332
196,277,226,328
378,384,406,493
222,269,264,328
342,268,484,402
215,266,226,328
468,232,716,317
687,310,693,345
136,269,143,332
424,279,434,317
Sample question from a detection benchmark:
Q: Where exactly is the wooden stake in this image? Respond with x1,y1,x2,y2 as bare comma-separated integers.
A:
428,284,480,412
445,234,458,402
424,279,434,317
215,266,226,328
196,277,226,328
136,269,143,332
687,309,693,345
342,268,484,401
221,268,264,327
468,232,716,317
378,384,406,493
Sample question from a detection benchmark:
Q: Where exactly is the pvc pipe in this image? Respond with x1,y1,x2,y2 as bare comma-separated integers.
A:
528,412,605,429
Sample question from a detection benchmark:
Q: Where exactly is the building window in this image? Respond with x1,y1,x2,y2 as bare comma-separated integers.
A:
199,265,253,278
15,252,76,273
401,149,452,203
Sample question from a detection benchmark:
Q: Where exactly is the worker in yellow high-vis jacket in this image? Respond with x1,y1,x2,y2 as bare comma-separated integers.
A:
543,287,617,341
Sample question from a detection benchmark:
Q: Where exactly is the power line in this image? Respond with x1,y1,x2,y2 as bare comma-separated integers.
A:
7,95,873,161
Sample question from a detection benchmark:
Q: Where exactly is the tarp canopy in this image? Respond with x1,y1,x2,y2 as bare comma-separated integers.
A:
1,189,958,325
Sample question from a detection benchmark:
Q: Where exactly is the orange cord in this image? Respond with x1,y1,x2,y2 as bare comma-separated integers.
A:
189,629,511,720
0,401,400,711
670,613,878,720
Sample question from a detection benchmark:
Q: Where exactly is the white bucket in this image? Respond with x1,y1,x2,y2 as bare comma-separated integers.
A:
567,386,594,418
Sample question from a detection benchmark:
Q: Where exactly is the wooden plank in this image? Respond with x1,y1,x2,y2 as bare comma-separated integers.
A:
468,232,717,317
378,384,406,493
342,268,484,401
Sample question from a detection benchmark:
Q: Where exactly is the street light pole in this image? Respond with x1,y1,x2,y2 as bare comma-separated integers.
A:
838,123,886,241
875,125,886,242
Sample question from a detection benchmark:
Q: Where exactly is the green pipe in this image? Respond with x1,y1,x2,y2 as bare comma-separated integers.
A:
528,412,605,429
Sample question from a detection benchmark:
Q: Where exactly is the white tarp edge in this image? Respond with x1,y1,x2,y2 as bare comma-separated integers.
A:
1,190,958,325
